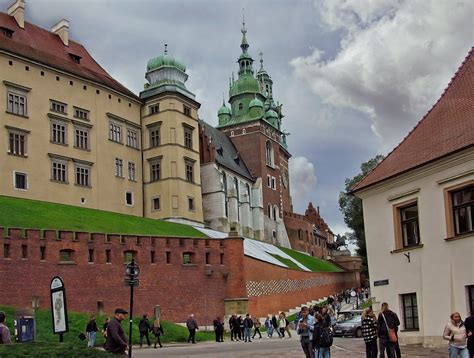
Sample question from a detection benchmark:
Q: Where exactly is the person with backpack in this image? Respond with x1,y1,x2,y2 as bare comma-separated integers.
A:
313,313,333,358
138,314,152,348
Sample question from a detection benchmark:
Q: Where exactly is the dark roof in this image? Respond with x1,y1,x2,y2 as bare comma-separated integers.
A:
352,48,474,192
0,12,138,100
200,120,254,181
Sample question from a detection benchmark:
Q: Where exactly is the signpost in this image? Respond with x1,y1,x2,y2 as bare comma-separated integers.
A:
50,276,69,342
125,259,140,358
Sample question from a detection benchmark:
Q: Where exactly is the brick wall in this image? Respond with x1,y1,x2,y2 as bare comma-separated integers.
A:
0,227,234,324
243,256,357,318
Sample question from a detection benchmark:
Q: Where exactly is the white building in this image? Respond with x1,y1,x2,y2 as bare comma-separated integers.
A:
353,49,474,347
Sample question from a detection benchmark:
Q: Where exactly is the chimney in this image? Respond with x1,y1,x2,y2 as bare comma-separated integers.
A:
51,19,69,46
7,0,25,29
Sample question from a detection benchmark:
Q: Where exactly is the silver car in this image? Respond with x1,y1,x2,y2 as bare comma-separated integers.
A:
333,316,363,338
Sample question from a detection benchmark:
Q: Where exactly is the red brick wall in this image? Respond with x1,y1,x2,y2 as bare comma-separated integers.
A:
243,256,356,318
0,227,232,325
284,212,326,258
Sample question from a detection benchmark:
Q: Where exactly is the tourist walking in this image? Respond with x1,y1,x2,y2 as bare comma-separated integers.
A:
0,311,11,344
229,314,239,341
465,313,474,358
105,308,128,354
265,316,274,338
443,312,469,358
378,303,399,358
272,314,281,337
313,313,333,358
297,306,315,358
151,318,163,348
281,312,292,338
252,317,262,339
86,315,98,348
243,314,253,342
213,316,224,342
361,307,378,358
278,313,286,338
186,314,198,344
238,315,244,340
102,317,110,348
138,314,152,348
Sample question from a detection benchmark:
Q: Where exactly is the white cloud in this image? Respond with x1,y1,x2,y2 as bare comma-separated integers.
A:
292,0,473,151
289,156,317,210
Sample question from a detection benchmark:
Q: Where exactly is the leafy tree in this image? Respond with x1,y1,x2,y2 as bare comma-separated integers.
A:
339,155,384,276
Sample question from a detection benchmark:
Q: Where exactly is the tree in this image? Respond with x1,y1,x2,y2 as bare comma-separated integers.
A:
339,155,384,276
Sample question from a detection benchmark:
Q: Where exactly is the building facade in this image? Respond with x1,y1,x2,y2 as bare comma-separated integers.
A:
353,49,474,347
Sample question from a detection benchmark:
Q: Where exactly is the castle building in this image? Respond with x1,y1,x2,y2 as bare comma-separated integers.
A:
214,20,292,247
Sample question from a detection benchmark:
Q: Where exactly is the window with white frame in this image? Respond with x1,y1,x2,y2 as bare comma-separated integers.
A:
271,176,276,190
115,158,123,177
451,185,473,235
126,128,139,149
50,100,67,114
152,197,161,211
265,140,274,167
14,171,27,190
128,162,136,181
150,126,160,147
184,126,193,149
401,293,419,330
149,104,159,115
51,159,68,183
51,121,67,145
125,191,133,206
109,122,122,143
74,127,89,150
8,130,27,156
74,107,89,120
150,159,161,182
185,160,194,182
7,91,27,116
75,165,90,187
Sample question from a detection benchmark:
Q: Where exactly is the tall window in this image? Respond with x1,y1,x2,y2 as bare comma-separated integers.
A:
7,91,27,116
109,122,122,143
152,197,161,211
115,158,123,177
183,105,191,116
188,197,195,211
51,160,67,183
150,160,161,182
223,172,228,217
452,186,473,235
74,127,89,150
400,204,420,247
127,129,138,149
150,127,160,147
14,172,27,190
265,140,274,166
185,161,194,182
184,127,193,148
51,122,67,145
8,131,26,156
125,192,133,206
128,162,136,181
75,165,90,187
401,293,419,330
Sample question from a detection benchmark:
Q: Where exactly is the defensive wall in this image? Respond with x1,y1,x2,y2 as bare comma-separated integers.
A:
0,227,357,323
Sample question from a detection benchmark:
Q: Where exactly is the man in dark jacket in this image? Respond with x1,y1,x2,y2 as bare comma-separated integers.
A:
229,314,238,341
272,315,281,337
243,314,253,342
86,315,98,348
138,314,152,348
213,317,224,342
105,308,128,354
378,303,400,358
186,314,198,344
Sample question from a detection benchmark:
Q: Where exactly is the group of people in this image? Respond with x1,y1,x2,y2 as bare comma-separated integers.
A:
84,308,164,354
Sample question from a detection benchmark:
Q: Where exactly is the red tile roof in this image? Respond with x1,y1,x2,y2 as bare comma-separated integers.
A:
0,12,138,100
352,48,474,193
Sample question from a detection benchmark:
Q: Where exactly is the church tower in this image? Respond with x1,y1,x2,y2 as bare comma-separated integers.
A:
217,20,292,247
140,46,203,226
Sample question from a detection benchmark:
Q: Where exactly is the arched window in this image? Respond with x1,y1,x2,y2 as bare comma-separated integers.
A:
265,140,274,166
234,177,239,200
273,205,278,221
222,172,228,217
268,204,272,219
246,183,251,201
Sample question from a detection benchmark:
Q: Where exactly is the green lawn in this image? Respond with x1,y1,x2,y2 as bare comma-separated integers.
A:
0,305,217,357
268,253,302,270
277,246,343,272
0,196,206,237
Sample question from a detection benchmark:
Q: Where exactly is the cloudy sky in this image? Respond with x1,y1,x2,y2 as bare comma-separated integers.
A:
3,0,472,235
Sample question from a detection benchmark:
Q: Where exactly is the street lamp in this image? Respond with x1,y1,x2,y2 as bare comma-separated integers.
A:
125,258,140,358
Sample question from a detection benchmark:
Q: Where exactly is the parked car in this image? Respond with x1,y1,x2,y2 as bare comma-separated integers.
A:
336,309,363,323
333,316,362,338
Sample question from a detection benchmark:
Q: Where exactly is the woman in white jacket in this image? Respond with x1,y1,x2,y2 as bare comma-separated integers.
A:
443,312,468,358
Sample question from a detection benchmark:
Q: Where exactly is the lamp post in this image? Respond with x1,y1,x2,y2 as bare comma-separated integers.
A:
125,258,140,358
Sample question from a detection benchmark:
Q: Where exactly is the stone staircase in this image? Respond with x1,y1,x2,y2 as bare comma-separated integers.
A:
285,297,328,317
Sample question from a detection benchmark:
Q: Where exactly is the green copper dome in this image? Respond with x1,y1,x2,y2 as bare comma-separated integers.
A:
229,75,261,98
249,97,263,108
218,104,231,115
265,109,278,118
147,54,186,73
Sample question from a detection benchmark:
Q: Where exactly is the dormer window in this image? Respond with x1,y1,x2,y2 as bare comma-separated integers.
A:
1,27,14,38
69,53,81,64
216,147,223,156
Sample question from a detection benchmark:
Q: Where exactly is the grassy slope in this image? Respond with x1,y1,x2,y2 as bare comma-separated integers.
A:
277,246,343,272
0,196,206,237
0,305,216,357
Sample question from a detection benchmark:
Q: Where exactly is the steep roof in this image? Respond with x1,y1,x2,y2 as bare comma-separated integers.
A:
200,120,254,181
0,12,138,100
352,48,474,193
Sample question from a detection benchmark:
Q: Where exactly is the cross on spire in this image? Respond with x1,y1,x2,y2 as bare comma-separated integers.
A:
259,52,264,69
164,43,168,55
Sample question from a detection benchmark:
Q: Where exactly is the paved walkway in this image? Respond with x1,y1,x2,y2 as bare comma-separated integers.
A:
131,336,448,357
